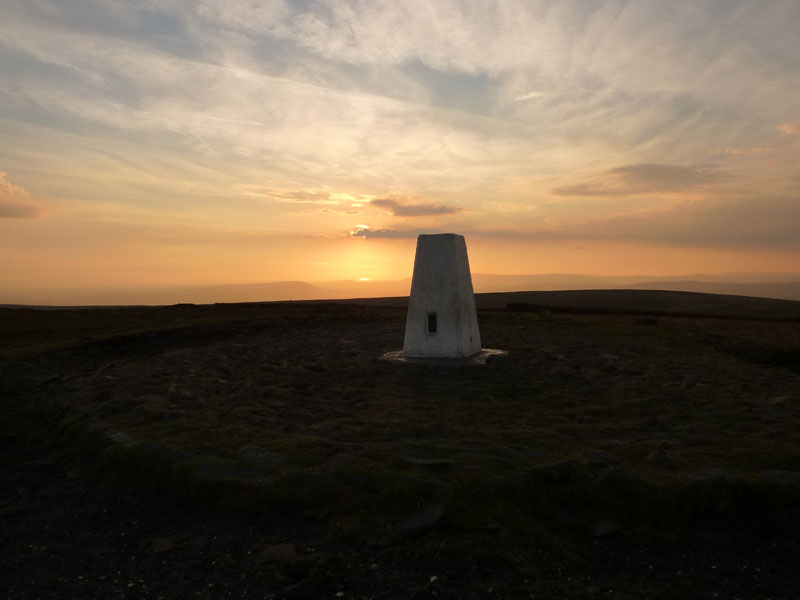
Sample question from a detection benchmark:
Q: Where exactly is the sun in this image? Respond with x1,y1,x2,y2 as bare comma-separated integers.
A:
358,277,372,281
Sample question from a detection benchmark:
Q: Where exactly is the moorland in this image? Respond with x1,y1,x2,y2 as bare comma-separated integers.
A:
1,289,799,599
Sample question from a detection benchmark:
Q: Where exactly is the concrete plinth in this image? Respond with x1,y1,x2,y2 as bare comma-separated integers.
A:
403,233,481,358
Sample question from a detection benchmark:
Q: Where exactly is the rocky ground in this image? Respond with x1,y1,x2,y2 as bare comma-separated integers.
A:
1,299,800,598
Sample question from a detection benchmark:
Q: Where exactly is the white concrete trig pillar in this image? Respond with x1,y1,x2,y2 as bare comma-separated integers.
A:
403,233,481,358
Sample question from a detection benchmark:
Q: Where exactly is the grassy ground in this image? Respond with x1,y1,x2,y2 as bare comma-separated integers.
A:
2,296,800,597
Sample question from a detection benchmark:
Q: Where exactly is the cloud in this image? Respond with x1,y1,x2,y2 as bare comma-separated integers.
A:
349,192,800,250
0,172,39,218
551,163,730,197
458,194,800,250
513,91,546,102
574,194,800,249
349,227,434,239
371,198,460,217
237,186,339,205
718,146,775,156
777,122,800,136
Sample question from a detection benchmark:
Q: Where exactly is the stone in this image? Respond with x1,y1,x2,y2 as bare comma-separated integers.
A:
582,449,619,466
645,450,678,469
132,440,190,470
686,468,747,483
282,471,347,498
326,452,358,471
759,469,800,487
258,543,300,564
108,431,135,445
237,445,286,467
528,459,591,483
403,234,481,358
283,579,322,600
396,503,445,536
487,472,530,498
403,456,456,469
136,393,164,403
767,395,793,406
633,317,659,326
193,460,265,482
591,467,656,499
151,536,178,554
593,520,622,537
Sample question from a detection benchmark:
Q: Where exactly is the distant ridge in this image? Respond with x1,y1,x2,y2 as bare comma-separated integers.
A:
3,272,800,306
337,289,800,320
624,280,800,302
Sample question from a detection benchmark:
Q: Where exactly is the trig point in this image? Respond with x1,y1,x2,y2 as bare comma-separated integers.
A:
404,233,482,358
382,232,505,365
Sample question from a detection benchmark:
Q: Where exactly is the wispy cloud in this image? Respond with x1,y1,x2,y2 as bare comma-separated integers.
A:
0,172,39,218
777,122,800,136
1,1,799,286
371,198,460,217
552,164,730,197
349,227,434,239
717,146,775,156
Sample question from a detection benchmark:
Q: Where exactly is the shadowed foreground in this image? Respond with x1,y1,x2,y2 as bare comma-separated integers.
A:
1,293,799,598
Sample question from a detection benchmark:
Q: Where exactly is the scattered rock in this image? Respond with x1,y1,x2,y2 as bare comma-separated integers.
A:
283,578,322,599
125,404,164,426
326,452,358,471
759,469,800,488
529,459,591,483
645,450,678,470
257,543,300,564
767,395,793,406
186,536,208,552
167,382,193,401
396,503,445,536
686,468,748,483
633,317,659,326
593,520,622,537
237,445,287,467
193,461,265,482
365,536,393,548
591,467,656,500
403,456,456,469
131,440,190,470
136,393,164,403
150,536,177,554
488,472,529,498
108,431,135,446
283,471,347,498
582,449,619,466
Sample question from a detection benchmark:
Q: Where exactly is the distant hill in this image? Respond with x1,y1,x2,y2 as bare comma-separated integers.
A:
0,281,330,307
4,272,800,306
468,274,800,301
338,289,800,320
624,280,800,302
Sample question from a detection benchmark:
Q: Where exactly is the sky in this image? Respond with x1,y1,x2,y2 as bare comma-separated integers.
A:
1,0,799,298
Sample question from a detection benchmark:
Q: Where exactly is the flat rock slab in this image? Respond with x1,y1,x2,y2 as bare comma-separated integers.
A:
237,445,287,467
380,348,507,367
396,503,445,536
282,471,347,498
